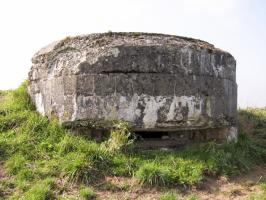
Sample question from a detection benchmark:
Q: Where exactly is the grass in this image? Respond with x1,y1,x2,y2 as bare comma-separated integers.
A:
136,162,174,186
79,186,96,200
248,182,266,200
0,82,266,199
249,193,266,200
159,191,178,200
239,108,266,148
20,178,54,200
186,194,200,200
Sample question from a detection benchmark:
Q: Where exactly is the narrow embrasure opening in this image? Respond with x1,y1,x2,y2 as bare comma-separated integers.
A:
135,131,170,140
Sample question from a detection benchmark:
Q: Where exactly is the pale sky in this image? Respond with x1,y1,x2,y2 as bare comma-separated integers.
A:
0,0,265,108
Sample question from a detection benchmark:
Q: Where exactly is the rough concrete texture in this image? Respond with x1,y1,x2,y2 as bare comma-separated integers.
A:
28,32,237,141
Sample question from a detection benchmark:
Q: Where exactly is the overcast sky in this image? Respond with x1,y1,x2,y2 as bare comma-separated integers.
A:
0,0,265,108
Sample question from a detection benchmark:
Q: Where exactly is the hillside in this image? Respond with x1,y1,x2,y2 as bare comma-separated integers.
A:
0,83,266,200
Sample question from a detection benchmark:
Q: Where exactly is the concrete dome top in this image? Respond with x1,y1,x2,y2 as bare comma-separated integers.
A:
32,32,230,63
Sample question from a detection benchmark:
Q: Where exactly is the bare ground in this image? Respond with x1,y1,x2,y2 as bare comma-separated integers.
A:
88,165,266,200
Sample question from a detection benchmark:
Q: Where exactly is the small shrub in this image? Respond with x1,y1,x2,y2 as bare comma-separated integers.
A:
136,162,173,186
79,186,96,200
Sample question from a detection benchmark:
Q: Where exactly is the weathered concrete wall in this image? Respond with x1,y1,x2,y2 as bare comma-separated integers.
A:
28,32,237,140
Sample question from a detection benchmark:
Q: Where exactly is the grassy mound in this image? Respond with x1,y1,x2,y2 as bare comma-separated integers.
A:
0,83,265,199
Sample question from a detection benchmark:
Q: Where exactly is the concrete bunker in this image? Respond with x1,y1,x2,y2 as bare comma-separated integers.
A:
28,32,237,147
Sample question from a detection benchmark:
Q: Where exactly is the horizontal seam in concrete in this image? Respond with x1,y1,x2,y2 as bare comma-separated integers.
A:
76,72,236,83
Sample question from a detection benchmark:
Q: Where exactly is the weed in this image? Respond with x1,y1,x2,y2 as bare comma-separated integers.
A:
104,121,134,152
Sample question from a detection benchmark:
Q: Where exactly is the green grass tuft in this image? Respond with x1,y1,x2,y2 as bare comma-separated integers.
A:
79,186,96,200
136,162,173,186
5,154,27,175
21,178,54,200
